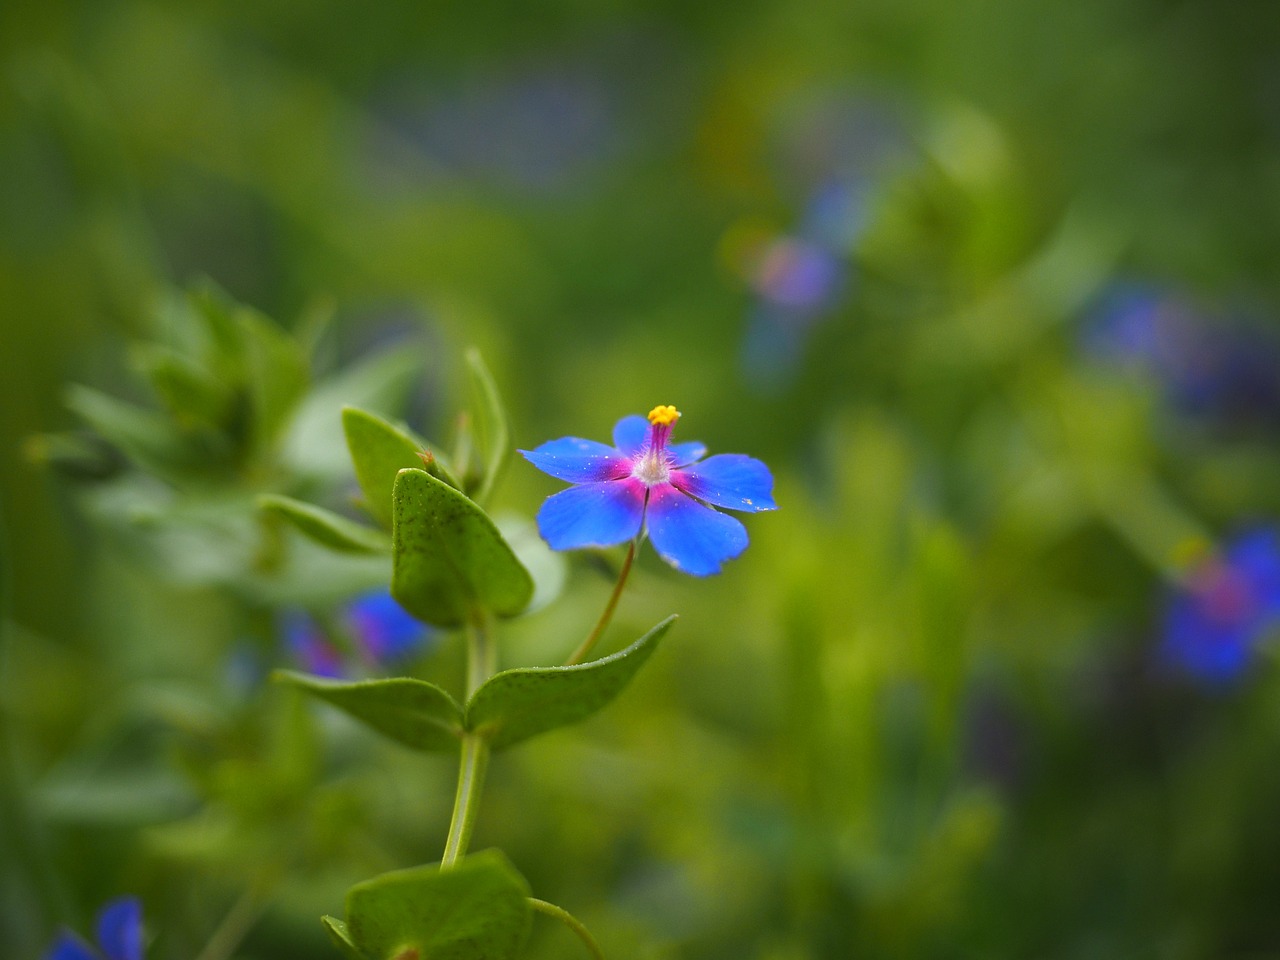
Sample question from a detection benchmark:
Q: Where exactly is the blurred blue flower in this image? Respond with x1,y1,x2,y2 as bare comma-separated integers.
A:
45,896,142,960
1160,528,1280,684
344,590,433,665
282,612,345,679
521,405,776,576
1084,284,1280,426
738,178,868,387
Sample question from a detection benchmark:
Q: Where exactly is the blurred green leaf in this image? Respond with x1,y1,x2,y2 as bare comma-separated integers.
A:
464,348,510,507
344,850,532,960
284,346,422,482
239,305,310,457
257,493,388,554
64,384,206,478
24,430,123,480
131,342,232,428
275,670,463,753
391,468,532,628
466,615,675,751
343,407,460,529
321,917,366,960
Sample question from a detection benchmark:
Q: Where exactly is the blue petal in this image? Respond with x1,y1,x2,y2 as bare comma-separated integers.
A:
284,613,345,678
671,454,777,512
668,441,706,467
346,591,430,663
97,896,142,960
1225,527,1280,612
536,479,646,551
612,415,650,458
645,485,748,576
520,438,631,484
44,932,100,960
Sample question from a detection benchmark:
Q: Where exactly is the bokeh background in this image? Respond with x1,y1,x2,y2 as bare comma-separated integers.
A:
6,1,1280,957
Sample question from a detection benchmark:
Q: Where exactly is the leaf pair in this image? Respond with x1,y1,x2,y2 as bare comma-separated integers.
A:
277,615,675,753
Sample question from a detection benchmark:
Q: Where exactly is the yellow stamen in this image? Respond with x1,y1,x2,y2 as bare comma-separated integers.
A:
647,404,681,426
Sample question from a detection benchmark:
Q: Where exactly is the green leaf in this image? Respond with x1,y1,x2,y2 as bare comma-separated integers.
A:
321,917,367,960
391,469,531,627
65,384,204,479
466,616,676,751
343,408,460,530
284,347,422,482
345,850,532,960
257,494,388,554
274,671,463,753
240,306,311,457
131,343,232,428
464,349,510,507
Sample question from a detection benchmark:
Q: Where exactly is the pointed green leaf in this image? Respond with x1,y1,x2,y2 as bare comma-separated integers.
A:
466,616,676,751
284,348,422,482
391,468,533,628
131,343,233,427
65,384,204,478
274,671,463,753
239,306,310,456
345,850,532,960
321,916,367,960
343,407,460,530
257,494,388,554
464,349,510,507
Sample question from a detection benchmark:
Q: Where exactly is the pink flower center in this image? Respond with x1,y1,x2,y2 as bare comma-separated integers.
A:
632,404,680,487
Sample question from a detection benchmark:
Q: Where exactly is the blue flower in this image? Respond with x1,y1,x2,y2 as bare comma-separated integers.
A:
521,405,777,576
344,590,432,664
1160,528,1280,684
1084,284,1280,425
45,896,143,960
282,612,345,679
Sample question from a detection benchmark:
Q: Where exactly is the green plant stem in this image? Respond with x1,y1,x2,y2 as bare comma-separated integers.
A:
466,609,495,699
192,883,269,960
440,733,490,867
442,611,494,868
566,540,636,666
529,898,605,959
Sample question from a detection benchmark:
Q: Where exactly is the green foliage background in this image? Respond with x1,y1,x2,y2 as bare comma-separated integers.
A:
4,0,1280,957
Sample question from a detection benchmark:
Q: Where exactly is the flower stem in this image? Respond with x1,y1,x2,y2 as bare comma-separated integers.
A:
529,898,605,959
440,733,490,867
466,609,495,699
566,540,636,666
192,881,270,960
442,611,495,868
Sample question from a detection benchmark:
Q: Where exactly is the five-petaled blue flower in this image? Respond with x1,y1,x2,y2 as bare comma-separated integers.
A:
45,896,143,960
521,405,777,576
1160,528,1280,684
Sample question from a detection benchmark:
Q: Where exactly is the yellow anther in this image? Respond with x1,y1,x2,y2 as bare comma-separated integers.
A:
647,404,681,426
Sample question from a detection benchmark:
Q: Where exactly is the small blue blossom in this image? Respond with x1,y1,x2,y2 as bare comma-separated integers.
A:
739,178,868,386
344,590,432,664
1159,528,1280,684
45,896,143,960
521,405,777,576
282,612,345,679
1084,284,1280,425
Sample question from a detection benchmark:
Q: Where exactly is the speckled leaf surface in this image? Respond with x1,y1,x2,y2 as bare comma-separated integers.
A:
466,616,675,751
275,671,463,752
345,851,531,960
391,468,533,627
